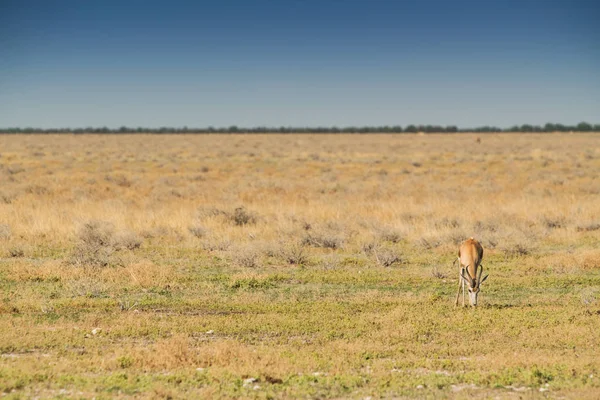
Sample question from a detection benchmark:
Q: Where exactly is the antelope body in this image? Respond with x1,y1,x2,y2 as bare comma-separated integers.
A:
455,237,488,306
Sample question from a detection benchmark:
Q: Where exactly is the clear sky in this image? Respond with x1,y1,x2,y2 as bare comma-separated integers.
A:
1,0,598,128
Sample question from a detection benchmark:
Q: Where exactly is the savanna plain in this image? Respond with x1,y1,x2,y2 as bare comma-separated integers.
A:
1,133,600,399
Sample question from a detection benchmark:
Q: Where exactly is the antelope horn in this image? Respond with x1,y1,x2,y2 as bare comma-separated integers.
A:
477,265,483,284
460,266,474,286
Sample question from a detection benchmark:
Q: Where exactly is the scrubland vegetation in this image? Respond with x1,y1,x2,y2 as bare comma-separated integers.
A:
1,133,599,399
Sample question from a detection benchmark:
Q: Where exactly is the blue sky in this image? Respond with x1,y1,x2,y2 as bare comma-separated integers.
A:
1,0,598,128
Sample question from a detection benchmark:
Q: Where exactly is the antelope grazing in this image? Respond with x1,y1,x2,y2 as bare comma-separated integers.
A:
455,237,488,307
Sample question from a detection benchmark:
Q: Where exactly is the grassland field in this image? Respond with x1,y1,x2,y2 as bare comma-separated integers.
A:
0,133,599,399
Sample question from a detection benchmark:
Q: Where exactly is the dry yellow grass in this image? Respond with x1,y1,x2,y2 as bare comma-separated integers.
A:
0,133,599,398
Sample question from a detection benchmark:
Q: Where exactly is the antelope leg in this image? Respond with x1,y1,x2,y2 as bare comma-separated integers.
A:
455,270,463,306
462,272,466,307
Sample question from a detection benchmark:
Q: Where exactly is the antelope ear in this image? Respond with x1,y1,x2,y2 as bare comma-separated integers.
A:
480,274,489,284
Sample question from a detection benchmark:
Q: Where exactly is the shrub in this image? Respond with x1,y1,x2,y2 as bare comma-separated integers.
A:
278,243,308,265
232,247,260,268
302,231,344,249
79,220,115,248
114,231,143,250
231,207,257,226
188,224,207,238
576,223,600,232
373,248,404,267
501,242,532,258
0,224,10,239
377,229,403,244
105,174,133,187
72,221,141,267
9,247,25,258
201,239,231,252
415,235,441,249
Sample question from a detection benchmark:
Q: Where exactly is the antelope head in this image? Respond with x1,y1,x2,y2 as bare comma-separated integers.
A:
460,265,489,306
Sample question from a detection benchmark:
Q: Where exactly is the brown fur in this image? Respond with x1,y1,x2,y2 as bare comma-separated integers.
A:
458,237,484,285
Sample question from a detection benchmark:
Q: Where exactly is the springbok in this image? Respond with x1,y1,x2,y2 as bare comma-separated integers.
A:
455,237,488,307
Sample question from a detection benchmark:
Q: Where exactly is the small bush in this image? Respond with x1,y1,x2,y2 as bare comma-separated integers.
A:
105,174,132,187
25,185,49,195
446,231,468,245
415,235,441,249
68,277,109,298
141,225,172,239
0,224,10,239
114,231,143,250
278,243,308,265
501,243,532,258
9,247,25,258
542,216,565,229
373,248,404,267
230,277,275,290
431,265,447,279
576,223,600,232
0,192,16,204
361,241,378,254
435,218,460,229
79,220,115,248
473,220,498,233
232,247,260,268
188,224,207,238
72,221,140,267
580,288,599,306
230,207,257,226
196,206,226,219
377,229,403,244
319,254,341,270
302,231,344,249
201,239,231,252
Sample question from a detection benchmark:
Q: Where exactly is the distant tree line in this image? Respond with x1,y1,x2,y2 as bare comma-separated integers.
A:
0,122,598,134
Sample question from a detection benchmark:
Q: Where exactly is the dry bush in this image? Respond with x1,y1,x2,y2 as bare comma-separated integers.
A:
376,228,404,244
576,223,600,232
230,206,257,226
501,242,532,258
414,234,442,250
581,250,600,270
72,221,141,266
277,242,308,265
0,224,10,239
188,223,207,238
253,241,279,258
580,288,599,306
105,174,133,187
201,238,232,252
434,218,460,229
231,246,261,268
373,247,404,267
541,216,566,229
141,225,173,239
68,276,109,298
79,220,115,247
8,247,25,258
473,220,499,233
319,254,342,270
431,265,448,279
361,241,378,254
302,230,344,249
545,250,600,273
445,230,469,246
0,191,16,204
25,184,50,195
474,233,499,249
196,206,226,219
114,230,143,250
